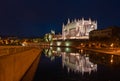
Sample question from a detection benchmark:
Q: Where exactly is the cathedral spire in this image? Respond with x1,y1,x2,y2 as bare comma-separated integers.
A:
62,23,65,28
89,18,91,21
82,17,84,21
89,18,91,24
67,18,70,24
82,17,84,25
74,18,77,22
95,21,97,29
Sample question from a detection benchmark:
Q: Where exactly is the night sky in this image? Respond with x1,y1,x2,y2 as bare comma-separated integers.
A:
0,0,120,37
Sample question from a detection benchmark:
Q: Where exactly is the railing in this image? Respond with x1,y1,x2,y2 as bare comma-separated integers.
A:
0,46,34,56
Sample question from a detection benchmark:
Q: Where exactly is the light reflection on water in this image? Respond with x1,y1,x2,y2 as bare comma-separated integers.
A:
34,47,120,81
48,47,98,74
62,52,97,75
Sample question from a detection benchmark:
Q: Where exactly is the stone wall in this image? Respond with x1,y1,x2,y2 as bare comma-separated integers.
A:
0,47,41,81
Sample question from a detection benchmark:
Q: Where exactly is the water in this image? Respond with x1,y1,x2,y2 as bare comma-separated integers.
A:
33,47,120,81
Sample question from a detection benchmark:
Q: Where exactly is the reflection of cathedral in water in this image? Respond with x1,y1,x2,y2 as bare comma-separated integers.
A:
44,47,97,74
62,52,97,74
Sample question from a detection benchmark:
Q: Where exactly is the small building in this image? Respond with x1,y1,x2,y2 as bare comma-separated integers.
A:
89,26,120,41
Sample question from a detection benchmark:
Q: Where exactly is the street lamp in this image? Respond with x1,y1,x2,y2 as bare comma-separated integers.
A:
110,43,117,52
110,43,114,49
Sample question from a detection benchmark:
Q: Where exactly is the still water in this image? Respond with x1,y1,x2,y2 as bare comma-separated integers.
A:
33,47,120,81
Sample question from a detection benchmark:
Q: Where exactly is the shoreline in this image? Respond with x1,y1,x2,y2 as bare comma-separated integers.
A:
77,47,120,56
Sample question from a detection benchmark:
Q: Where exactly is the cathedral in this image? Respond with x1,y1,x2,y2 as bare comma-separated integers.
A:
62,18,97,40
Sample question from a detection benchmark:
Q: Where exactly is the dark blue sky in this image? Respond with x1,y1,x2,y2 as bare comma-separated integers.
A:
0,0,120,37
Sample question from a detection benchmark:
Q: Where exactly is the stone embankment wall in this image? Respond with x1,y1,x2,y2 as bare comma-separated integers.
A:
0,46,42,81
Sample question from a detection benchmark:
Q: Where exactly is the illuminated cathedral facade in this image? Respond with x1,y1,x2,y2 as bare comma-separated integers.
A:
62,18,97,40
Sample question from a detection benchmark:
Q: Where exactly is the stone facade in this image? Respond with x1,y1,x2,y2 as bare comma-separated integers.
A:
62,18,97,40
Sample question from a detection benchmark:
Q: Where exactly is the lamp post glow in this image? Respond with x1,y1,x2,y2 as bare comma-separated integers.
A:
65,42,70,46
110,43,114,50
57,42,61,46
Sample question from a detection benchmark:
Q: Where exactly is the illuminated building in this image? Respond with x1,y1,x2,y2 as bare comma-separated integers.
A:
62,18,97,40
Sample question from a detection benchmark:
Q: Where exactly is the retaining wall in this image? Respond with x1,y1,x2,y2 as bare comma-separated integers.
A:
0,46,41,81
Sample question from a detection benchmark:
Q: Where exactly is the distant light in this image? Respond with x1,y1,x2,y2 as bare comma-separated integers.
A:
110,43,114,47
50,47,53,50
81,43,83,46
57,47,61,52
65,42,70,46
48,34,52,41
91,64,94,67
80,49,83,53
22,43,25,46
65,47,70,52
110,59,113,63
50,42,53,46
91,25,94,28
57,41,61,46
110,55,114,63
48,50,52,57
22,41,27,46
